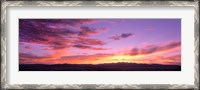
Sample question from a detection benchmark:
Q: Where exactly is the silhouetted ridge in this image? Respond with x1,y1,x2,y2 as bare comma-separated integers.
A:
19,63,181,71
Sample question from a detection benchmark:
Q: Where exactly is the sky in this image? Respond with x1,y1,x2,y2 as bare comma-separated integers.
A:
19,19,181,65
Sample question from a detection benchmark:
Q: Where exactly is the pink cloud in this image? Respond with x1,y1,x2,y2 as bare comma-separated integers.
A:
126,41,181,56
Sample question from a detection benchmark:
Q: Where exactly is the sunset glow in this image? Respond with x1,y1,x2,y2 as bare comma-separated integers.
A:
19,19,181,65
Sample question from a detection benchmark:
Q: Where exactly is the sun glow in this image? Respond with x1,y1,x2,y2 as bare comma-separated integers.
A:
96,54,146,64
109,55,145,60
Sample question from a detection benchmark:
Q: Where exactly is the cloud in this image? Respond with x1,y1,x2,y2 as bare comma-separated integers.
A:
92,47,109,50
24,45,32,49
129,47,139,55
74,38,106,46
127,41,181,56
140,45,158,54
121,33,133,38
141,41,181,55
19,19,110,64
19,53,48,60
73,44,92,49
166,54,181,61
158,41,181,50
131,54,181,65
19,19,108,51
73,44,108,50
78,26,98,37
109,33,135,40
19,20,72,50
150,54,181,65
97,27,109,32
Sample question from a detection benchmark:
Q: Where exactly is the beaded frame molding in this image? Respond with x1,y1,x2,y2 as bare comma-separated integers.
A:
1,0,199,90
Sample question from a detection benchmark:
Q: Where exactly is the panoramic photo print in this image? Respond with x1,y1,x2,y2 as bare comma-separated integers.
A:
19,19,181,71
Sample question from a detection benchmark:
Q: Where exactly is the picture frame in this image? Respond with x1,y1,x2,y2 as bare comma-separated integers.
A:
1,0,199,89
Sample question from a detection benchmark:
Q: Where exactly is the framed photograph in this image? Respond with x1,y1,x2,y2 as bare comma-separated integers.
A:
1,0,199,89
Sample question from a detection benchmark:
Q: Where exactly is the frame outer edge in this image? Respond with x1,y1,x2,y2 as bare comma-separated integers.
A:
194,1,199,90
1,1,7,90
1,1,199,90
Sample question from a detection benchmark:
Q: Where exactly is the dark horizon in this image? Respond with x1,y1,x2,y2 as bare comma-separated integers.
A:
19,62,181,71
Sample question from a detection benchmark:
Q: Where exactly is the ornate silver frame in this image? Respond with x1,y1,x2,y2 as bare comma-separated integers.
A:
1,1,199,90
